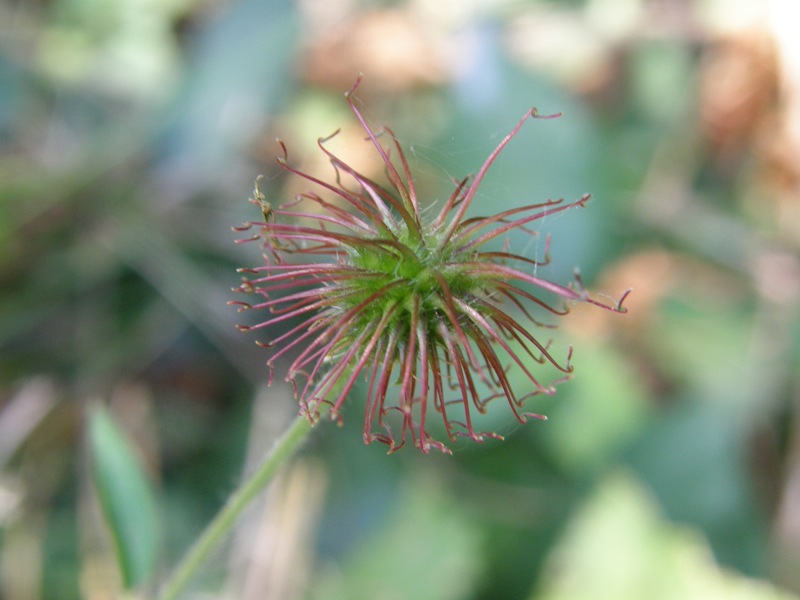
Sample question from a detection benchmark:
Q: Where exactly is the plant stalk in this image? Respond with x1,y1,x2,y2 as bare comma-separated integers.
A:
156,414,313,600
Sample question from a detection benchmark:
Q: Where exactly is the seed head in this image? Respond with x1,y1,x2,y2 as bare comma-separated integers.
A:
232,77,629,453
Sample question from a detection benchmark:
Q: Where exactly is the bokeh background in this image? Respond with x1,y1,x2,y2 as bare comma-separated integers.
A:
2,0,800,598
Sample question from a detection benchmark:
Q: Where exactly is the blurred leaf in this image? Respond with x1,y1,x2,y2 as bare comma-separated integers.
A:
630,41,695,122
624,400,765,574
537,341,650,474
309,473,483,600
534,472,797,600
652,297,761,413
88,405,160,589
164,0,299,177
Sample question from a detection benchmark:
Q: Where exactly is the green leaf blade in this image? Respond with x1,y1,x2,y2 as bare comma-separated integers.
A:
88,405,160,589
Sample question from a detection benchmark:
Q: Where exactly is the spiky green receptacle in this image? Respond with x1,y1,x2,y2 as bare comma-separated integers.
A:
232,77,629,453
345,230,481,331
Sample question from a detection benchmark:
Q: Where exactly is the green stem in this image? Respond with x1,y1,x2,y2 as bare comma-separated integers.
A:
156,415,313,600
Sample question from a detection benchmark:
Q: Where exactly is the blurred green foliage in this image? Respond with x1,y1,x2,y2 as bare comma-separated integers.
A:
88,405,160,588
2,0,799,599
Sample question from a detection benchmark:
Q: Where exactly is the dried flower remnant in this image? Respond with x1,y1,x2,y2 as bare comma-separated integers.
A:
232,78,629,454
